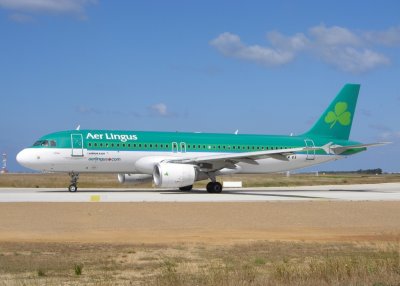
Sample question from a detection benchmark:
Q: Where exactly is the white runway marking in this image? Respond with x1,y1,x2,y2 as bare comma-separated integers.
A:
0,183,399,202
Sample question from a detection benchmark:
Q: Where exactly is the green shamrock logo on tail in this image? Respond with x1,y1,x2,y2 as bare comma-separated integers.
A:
325,102,351,128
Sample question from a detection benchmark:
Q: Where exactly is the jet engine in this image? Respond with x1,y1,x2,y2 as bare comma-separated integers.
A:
153,163,196,188
117,174,153,184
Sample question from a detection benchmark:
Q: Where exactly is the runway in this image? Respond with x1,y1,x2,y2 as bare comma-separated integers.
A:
0,182,399,202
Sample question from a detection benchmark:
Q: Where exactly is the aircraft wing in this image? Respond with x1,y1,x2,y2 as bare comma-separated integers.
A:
166,146,319,168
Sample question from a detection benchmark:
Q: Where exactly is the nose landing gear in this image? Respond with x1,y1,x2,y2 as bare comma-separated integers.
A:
68,172,79,192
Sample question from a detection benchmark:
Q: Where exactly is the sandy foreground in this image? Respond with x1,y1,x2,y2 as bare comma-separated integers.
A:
0,201,399,244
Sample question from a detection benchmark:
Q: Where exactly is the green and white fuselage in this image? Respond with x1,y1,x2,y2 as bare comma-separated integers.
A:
18,130,361,174
16,84,386,193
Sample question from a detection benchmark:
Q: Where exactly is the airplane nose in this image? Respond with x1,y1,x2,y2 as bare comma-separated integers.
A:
16,149,28,166
16,148,35,168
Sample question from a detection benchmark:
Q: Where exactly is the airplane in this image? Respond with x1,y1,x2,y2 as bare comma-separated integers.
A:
16,84,387,193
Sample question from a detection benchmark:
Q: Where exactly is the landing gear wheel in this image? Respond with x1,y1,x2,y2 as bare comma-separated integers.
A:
69,184,77,192
206,182,223,193
213,182,222,193
68,172,79,192
206,182,213,193
179,185,193,191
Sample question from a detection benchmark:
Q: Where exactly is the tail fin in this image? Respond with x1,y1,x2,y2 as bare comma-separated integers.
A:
303,84,360,140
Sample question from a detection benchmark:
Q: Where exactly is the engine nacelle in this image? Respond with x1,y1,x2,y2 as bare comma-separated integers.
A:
117,174,153,184
153,163,196,188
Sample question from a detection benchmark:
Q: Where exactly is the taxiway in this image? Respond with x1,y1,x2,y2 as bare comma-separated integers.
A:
0,182,399,202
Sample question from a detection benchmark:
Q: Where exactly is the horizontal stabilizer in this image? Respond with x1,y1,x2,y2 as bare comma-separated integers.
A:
323,142,390,155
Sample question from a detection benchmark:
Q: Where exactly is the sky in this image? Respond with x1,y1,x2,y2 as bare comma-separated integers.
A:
0,0,399,173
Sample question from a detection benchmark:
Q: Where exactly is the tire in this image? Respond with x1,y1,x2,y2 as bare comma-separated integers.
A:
206,182,223,193
206,182,214,193
68,184,77,192
179,185,193,191
213,182,223,193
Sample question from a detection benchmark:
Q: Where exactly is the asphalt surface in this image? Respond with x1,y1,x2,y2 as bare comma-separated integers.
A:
0,183,399,202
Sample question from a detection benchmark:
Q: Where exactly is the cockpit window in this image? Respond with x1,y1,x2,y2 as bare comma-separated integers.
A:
33,140,47,146
33,140,56,147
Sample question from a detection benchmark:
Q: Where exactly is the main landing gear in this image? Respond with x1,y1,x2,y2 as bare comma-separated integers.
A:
205,172,223,193
206,182,222,193
68,172,79,192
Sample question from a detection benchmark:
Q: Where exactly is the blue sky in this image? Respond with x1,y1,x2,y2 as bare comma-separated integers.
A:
0,0,399,172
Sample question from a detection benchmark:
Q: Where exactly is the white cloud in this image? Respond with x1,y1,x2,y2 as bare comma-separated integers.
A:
308,24,389,73
211,24,395,73
267,31,309,51
0,0,97,19
364,26,400,46
309,24,361,46
314,46,389,73
149,103,169,117
210,32,297,66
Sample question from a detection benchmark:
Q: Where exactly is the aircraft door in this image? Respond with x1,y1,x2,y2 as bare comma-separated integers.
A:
71,134,84,157
304,139,315,160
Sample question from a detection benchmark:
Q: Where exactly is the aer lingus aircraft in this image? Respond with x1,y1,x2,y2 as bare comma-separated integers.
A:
17,84,387,193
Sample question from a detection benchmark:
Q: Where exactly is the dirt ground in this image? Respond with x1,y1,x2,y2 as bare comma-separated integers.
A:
0,201,399,244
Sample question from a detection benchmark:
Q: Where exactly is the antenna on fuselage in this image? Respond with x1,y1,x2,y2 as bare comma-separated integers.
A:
234,129,239,135
76,125,81,131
